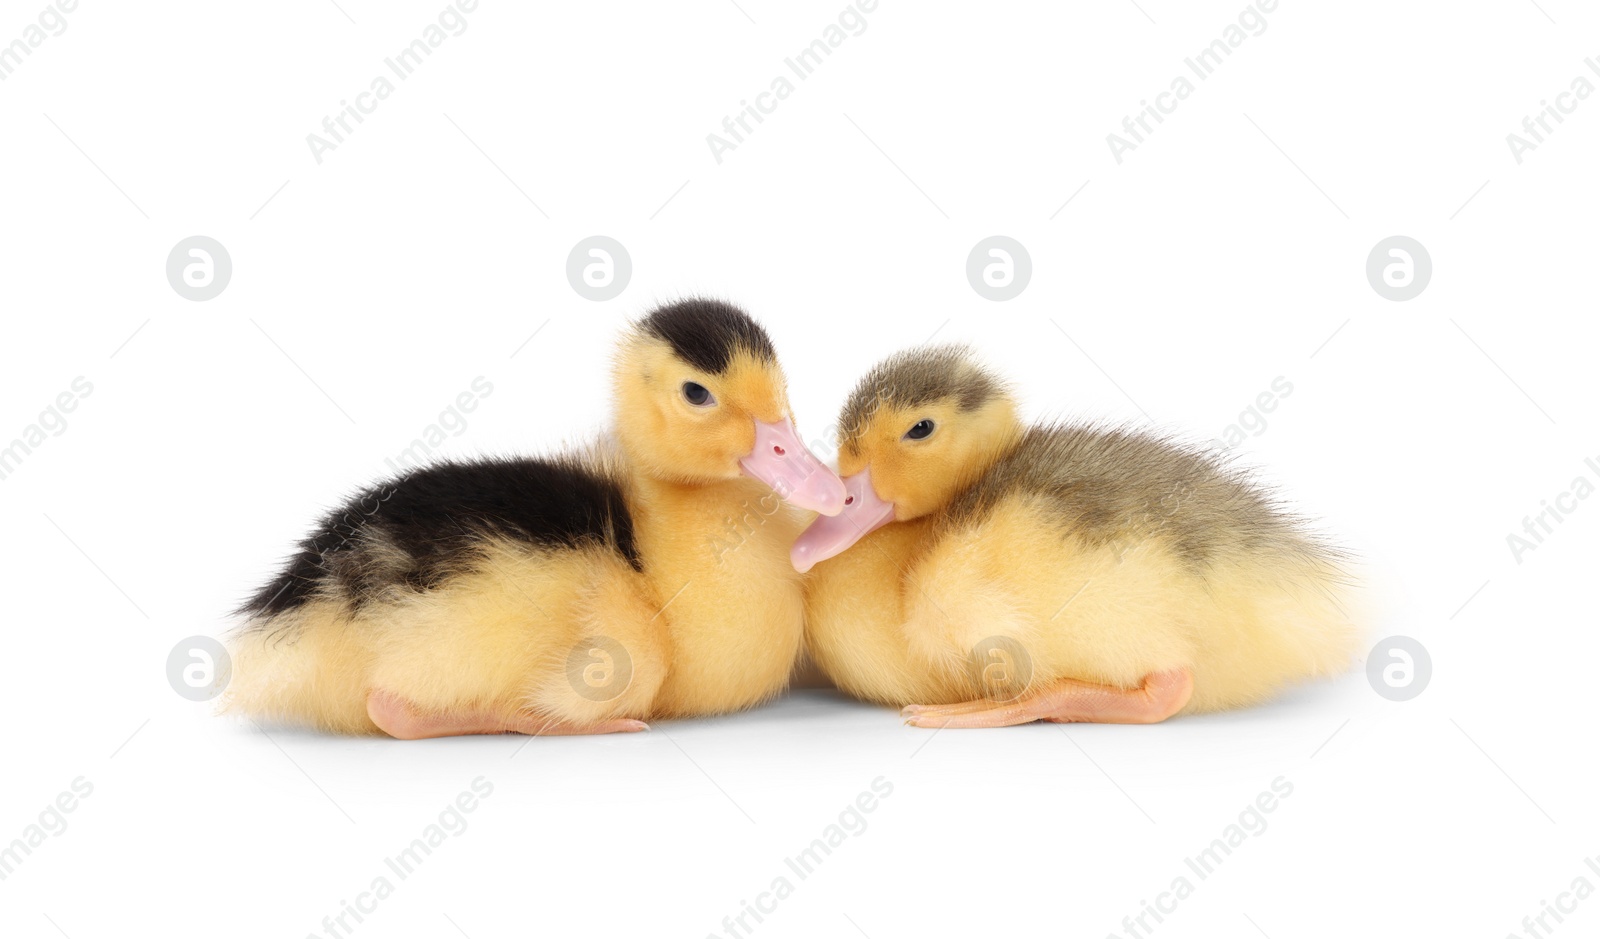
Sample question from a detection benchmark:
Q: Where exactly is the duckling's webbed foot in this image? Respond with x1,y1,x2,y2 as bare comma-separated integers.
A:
366,691,648,740
900,669,1193,728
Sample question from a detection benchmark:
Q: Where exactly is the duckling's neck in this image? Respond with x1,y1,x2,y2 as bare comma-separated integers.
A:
952,422,1026,493
628,472,799,556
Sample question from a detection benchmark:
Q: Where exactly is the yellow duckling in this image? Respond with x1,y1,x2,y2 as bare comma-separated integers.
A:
794,345,1361,727
225,299,846,738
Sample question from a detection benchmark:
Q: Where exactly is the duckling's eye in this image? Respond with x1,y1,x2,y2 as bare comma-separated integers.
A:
682,381,715,407
904,419,936,441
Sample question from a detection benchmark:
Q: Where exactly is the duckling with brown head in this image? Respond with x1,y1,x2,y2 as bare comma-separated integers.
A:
796,345,1362,727
226,299,845,737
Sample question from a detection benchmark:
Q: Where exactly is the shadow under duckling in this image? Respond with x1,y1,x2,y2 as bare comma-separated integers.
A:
794,345,1362,728
225,299,846,737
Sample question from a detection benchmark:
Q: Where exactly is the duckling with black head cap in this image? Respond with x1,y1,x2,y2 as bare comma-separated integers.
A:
795,345,1361,727
225,299,846,737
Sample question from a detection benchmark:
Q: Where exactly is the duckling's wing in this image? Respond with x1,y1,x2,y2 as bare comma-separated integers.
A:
942,422,1340,570
237,453,640,622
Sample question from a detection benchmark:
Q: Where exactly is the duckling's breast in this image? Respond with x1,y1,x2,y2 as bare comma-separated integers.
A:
631,477,809,716
802,519,948,706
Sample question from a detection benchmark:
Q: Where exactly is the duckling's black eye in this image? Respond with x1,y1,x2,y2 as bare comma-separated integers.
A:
682,381,715,407
904,419,935,440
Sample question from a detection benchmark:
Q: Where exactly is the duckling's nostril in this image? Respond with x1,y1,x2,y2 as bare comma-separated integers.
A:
844,495,855,505
773,444,786,456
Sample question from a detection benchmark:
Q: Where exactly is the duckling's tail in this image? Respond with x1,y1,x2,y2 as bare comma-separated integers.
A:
1185,552,1365,713
221,602,381,734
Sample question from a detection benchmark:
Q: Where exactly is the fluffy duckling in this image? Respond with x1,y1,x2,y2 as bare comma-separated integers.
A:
794,346,1360,727
226,299,846,738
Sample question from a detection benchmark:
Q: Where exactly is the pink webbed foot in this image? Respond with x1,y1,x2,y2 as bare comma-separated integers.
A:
366,691,648,740
901,669,1194,729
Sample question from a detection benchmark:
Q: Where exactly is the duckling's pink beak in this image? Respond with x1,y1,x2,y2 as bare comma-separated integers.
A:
739,418,847,517
790,468,896,573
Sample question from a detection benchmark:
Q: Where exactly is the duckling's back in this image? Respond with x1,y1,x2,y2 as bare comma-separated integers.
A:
238,451,639,624
944,423,1334,570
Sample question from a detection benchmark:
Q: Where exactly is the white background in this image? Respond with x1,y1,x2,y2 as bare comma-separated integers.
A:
2,1,1596,937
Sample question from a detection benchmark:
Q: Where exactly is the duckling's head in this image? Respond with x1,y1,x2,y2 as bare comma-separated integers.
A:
792,345,1018,571
613,298,846,515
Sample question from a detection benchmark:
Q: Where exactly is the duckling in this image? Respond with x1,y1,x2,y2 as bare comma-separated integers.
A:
794,345,1361,727
225,299,847,738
